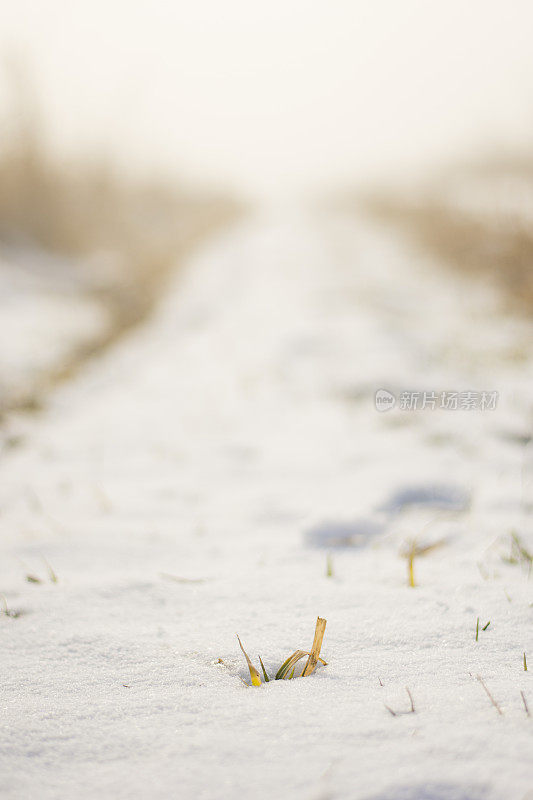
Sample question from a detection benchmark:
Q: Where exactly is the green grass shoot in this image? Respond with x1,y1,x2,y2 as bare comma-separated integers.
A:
476,618,490,640
258,656,270,682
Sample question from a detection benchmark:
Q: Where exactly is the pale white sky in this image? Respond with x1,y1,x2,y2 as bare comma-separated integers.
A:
1,1,533,198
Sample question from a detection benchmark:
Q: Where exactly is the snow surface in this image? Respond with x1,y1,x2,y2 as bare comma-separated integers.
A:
0,250,110,411
1,208,532,800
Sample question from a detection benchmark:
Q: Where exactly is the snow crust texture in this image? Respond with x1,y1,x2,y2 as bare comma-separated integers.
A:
1,210,532,800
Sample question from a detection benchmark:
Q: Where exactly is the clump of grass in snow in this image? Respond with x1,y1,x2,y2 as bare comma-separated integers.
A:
400,538,445,587
524,652,528,671
236,617,328,687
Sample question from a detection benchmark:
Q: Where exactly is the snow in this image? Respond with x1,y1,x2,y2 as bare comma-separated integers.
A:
0,250,110,411
1,207,532,800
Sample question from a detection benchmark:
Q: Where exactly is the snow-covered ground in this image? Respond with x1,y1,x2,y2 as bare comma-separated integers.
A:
0,248,111,413
1,207,532,800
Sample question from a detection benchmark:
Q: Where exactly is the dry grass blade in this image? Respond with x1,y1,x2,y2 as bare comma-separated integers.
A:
513,534,533,564
412,541,446,557
502,533,533,569
384,687,416,716
301,617,327,677
236,635,261,687
401,538,446,588
43,557,58,583
476,675,503,716
159,572,206,584
326,553,334,578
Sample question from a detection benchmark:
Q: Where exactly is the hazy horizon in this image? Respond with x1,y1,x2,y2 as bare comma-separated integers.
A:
1,0,533,198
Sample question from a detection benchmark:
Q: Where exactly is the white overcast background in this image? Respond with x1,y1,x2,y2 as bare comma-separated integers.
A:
1,0,533,198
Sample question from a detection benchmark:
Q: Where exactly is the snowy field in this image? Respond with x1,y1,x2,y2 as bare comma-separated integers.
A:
0,249,110,413
1,207,532,800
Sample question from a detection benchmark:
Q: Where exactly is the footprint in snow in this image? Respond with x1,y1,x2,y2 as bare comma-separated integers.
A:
304,519,385,549
378,484,470,515
304,484,468,549
362,783,487,800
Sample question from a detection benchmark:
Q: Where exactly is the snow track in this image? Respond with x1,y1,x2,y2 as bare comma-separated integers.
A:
1,208,532,800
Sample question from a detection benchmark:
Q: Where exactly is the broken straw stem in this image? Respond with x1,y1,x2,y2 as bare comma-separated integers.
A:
476,675,503,716
301,617,327,677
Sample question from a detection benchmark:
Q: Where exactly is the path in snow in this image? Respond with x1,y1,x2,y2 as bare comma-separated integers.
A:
1,207,532,800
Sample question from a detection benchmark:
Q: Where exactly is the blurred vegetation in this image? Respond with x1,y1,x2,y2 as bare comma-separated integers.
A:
0,120,238,330
0,71,239,413
361,163,533,314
